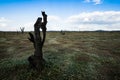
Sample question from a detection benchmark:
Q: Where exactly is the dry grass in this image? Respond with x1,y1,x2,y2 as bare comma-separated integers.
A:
0,31,120,80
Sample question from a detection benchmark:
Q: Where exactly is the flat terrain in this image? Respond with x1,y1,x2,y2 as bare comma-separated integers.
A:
0,31,120,80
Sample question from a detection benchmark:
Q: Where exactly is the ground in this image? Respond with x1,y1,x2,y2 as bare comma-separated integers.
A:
0,31,120,80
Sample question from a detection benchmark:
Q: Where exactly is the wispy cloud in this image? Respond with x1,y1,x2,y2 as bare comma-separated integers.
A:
0,23,7,27
47,15,62,31
48,16,61,22
93,0,101,4
0,17,15,31
0,17,10,22
0,17,10,27
84,0,91,3
84,0,102,4
23,22,34,31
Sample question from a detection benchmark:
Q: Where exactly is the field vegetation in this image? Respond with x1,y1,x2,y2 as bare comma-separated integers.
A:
0,31,120,80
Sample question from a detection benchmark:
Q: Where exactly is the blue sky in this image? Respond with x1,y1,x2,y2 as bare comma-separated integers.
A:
0,0,120,31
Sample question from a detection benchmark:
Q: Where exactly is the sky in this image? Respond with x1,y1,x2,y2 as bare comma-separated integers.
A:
0,0,120,31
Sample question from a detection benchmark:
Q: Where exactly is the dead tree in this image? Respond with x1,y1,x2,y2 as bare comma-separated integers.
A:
20,27,25,34
28,11,47,71
60,30,65,35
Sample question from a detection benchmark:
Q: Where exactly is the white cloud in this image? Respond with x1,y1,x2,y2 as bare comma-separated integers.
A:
0,17,10,22
20,16,62,31
1,11,120,31
67,11,120,24
0,17,18,31
0,23,7,27
0,17,6,22
84,0,102,4
84,0,90,2
66,11,120,31
48,15,61,22
47,15,62,31
23,22,34,31
93,0,101,4
22,11,120,31
0,17,11,30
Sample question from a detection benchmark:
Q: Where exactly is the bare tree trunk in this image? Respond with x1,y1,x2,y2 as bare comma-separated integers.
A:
28,12,47,71
20,27,25,34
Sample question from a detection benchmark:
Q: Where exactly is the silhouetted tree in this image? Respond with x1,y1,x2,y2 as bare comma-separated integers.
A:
60,30,65,35
20,27,25,34
28,11,47,71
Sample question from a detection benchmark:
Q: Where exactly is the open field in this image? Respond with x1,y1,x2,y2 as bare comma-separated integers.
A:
0,31,120,80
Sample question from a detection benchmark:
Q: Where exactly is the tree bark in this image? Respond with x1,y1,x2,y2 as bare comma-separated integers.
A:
28,12,47,71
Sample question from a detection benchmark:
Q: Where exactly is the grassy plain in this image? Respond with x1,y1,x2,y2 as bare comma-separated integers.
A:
0,31,120,80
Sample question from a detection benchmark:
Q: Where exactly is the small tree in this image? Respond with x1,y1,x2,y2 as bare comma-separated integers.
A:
28,11,47,71
20,27,25,34
60,30,65,35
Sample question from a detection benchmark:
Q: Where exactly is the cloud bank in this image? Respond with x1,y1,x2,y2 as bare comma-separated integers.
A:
43,11,120,31
0,11,120,31
66,11,120,31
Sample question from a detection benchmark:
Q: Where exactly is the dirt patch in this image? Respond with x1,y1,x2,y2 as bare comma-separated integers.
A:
75,54,93,62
